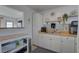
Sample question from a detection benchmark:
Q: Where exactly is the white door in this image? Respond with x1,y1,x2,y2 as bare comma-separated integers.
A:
32,13,42,45
61,37,75,53
50,36,61,52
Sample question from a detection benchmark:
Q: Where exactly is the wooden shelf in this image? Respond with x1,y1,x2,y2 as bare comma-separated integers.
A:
45,20,60,22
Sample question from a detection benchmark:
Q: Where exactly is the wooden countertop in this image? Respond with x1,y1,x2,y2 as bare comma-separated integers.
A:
0,33,30,42
39,31,77,37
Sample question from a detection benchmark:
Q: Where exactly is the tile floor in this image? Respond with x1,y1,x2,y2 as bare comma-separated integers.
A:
32,47,57,53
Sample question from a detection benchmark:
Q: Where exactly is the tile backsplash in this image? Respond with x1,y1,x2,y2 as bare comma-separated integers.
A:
45,22,69,32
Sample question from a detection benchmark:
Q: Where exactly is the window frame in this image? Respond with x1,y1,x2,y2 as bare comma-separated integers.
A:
6,20,14,28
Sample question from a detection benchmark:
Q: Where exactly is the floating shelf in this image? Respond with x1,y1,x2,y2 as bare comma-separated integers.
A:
45,20,60,22
68,15,78,17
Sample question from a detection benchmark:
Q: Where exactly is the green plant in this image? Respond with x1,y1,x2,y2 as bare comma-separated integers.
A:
62,13,68,23
16,41,19,47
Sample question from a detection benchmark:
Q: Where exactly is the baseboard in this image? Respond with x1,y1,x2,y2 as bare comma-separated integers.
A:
32,44,57,53
31,44,38,51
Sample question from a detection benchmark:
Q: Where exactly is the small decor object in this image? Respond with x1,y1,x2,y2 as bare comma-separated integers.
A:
62,13,68,32
0,16,3,19
62,13,68,23
19,39,24,46
51,12,55,16
16,41,20,47
69,10,78,17
28,18,30,22
57,17,63,24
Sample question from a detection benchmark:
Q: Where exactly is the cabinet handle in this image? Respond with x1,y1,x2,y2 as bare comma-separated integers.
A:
50,39,52,40
66,37,68,39
61,40,63,42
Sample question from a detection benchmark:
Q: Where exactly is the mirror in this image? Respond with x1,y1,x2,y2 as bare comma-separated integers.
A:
0,6,24,29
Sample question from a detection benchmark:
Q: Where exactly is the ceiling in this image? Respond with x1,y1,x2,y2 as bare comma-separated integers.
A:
6,5,64,12
27,5,63,12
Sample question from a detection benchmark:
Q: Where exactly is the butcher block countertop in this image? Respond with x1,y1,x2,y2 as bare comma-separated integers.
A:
0,33,30,42
39,31,77,37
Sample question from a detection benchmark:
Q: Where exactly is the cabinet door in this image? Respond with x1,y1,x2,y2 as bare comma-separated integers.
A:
38,35,50,49
61,37,75,53
33,34,39,45
50,36,61,52
38,35,44,47
42,35,50,49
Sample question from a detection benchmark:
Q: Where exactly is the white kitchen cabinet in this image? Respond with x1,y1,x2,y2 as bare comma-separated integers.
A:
38,33,75,53
50,36,75,53
38,35,61,52
61,37,75,53
77,37,79,52
38,35,43,47
43,35,51,49
33,34,39,46
50,36,61,52
38,34,50,49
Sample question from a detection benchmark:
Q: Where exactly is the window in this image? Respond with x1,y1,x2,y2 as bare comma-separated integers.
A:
6,21,13,28
17,20,22,27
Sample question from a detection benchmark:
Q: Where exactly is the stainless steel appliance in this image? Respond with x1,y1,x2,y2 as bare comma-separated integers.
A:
69,21,78,35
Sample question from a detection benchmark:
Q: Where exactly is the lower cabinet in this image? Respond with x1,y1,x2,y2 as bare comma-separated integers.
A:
38,35,50,49
61,37,75,53
50,36,61,52
32,34,39,46
37,34,75,53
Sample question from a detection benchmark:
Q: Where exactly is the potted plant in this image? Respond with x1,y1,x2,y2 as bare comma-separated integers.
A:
16,40,19,47
62,14,68,31
62,13,68,23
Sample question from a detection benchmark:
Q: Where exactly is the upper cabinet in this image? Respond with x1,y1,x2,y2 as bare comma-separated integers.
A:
0,6,24,29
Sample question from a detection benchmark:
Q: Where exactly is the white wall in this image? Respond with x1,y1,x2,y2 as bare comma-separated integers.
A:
41,5,78,23
0,6,24,28
77,6,79,52
40,5,78,32
0,5,35,36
